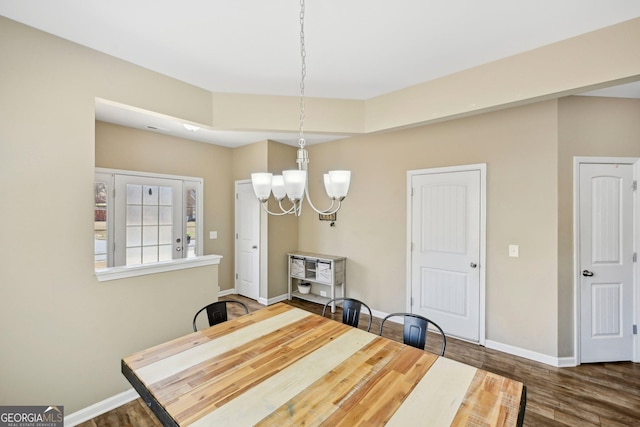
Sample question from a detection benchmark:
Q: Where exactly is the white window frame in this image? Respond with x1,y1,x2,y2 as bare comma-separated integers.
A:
95,168,215,282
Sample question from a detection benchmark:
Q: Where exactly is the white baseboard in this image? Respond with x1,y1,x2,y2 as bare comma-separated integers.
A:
370,308,403,325
556,356,578,367
485,340,577,367
64,388,138,426
258,293,289,306
218,288,236,297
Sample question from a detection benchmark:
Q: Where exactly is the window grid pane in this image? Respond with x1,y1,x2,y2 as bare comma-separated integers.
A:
158,245,173,262
126,247,141,265
159,226,172,245
126,226,142,247
143,185,159,205
143,225,159,246
143,206,159,225
126,184,174,265
126,206,142,226
143,246,158,264
159,186,173,205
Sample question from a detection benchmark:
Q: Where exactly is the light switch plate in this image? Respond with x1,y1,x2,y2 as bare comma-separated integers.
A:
509,244,519,257
209,231,217,239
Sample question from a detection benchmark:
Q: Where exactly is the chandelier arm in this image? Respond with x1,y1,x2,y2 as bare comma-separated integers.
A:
278,199,299,214
258,200,298,216
302,187,342,215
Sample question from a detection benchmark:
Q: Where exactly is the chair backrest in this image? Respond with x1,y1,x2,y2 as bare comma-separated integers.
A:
322,297,372,332
379,313,446,356
192,300,250,332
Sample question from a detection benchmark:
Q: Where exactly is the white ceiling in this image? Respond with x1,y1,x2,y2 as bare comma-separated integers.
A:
2,0,640,147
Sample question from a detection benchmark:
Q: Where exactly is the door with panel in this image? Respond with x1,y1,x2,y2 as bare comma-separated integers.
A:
235,181,260,300
579,162,634,363
410,168,482,342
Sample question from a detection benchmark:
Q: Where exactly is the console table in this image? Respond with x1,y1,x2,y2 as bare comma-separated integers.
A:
287,252,346,312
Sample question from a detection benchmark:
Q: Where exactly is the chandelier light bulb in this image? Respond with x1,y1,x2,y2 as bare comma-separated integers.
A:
282,170,307,201
271,175,287,201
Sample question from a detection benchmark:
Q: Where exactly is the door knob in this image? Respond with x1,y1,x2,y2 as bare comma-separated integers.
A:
470,262,477,268
252,245,258,249
582,270,594,277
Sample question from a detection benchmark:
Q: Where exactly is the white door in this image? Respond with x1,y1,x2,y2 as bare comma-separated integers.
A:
235,181,260,300
114,175,183,266
579,163,634,363
410,167,482,342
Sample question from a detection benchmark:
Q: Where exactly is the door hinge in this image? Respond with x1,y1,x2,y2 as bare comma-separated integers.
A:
633,324,637,335
634,252,637,263
236,193,239,199
633,181,637,191
236,273,238,280
236,233,238,239
411,297,414,306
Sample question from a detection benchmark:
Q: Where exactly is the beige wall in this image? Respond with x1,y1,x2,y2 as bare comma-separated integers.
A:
557,96,640,356
0,18,218,412
212,92,364,134
300,101,560,355
95,121,234,289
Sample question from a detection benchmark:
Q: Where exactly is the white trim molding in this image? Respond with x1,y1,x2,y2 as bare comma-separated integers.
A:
258,293,289,306
64,388,138,426
96,254,222,282
485,340,577,368
218,288,236,297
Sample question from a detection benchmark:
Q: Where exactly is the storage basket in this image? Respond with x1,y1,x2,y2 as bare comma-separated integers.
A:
297,282,311,294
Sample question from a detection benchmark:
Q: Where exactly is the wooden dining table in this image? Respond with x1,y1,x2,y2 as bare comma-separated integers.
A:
122,302,526,426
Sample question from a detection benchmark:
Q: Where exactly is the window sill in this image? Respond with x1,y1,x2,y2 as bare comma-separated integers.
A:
95,255,222,282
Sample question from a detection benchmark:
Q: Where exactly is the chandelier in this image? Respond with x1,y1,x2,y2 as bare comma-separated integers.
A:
250,0,351,217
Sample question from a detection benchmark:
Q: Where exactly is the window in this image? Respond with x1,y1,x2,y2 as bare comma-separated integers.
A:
95,168,203,271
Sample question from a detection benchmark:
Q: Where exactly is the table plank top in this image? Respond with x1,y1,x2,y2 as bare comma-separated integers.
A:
122,303,524,426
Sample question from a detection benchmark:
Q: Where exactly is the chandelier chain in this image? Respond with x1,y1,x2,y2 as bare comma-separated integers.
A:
250,0,350,217
299,0,306,148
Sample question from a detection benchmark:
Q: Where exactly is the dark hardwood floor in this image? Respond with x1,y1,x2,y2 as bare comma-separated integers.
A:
79,295,640,427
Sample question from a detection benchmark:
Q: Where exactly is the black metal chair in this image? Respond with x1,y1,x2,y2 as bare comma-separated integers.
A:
322,297,372,332
379,313,446,356
192,300,250,332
